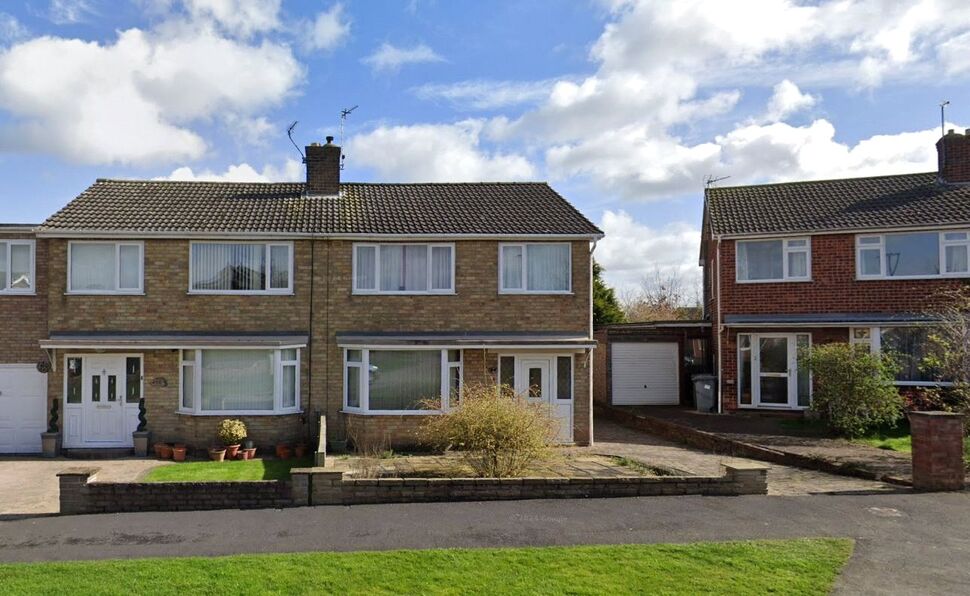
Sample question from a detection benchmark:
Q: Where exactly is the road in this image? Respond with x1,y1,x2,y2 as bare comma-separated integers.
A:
1,491,968,594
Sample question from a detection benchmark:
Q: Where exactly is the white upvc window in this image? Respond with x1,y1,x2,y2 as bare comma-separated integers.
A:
68,241,143,294
0,239,35,294
499,243,572,293
857,230,970,279
849,326,948,386
343,348,462,414
179,348,301,415
189,242,292,294
736,237,810,282
353,243,455,294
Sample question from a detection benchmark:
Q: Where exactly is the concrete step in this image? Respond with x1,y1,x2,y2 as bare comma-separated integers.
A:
63,448,135,459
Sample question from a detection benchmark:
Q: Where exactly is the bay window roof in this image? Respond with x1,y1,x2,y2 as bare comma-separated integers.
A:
335,331,596,349
40,331,308,349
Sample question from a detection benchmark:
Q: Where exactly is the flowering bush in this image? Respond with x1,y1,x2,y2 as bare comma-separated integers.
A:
217,419,247,446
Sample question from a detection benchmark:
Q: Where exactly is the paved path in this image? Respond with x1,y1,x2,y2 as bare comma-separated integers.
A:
0,457,168,518
585,418,899,496
0,492,967,594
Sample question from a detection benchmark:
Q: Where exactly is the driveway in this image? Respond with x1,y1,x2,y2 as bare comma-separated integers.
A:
0,457,167,518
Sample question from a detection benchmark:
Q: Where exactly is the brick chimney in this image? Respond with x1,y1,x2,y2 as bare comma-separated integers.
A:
937,128,970,184
305,136,341,195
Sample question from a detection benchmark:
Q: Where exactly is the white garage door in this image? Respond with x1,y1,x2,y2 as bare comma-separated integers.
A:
0,365,47,453
611,342,679,405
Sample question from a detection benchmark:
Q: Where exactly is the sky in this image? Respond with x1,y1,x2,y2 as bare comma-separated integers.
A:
2,0,970,299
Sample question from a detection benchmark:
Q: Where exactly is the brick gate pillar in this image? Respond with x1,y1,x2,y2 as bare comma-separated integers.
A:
909,411,965,492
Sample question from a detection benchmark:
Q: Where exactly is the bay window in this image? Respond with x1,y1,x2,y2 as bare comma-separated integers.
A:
857,230,970,279
68,241,143,293
190,242,292,293
179,348,301,414
344,348,462,412
500,243,571,293
736,238,810,282
850,326,945,385
0,240,34,294
353,243,454,294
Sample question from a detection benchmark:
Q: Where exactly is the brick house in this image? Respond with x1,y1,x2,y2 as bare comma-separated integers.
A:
702,129,970,413
0,139,602,454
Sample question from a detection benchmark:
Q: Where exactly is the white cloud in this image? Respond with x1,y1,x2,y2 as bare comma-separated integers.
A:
222,114,275,146
595,210,701,296
362,42,444,73
48,0,96,25
182,0,281,38
411,79,559,111
762,79,816,122
159,158,303,182
0,22,303,165
0,13,27,44
301,3,350,52
346,120,535,182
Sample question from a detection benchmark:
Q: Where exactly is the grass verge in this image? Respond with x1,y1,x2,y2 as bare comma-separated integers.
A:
142,457,313,482
0,539,853,596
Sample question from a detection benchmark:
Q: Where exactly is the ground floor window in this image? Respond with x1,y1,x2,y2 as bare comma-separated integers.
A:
737,333,811,409
179,348,301,415
849,326,944,385
344,348,462,413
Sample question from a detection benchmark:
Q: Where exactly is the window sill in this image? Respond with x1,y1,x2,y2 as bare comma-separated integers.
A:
187,291,294,296
735,278,812,284
176,409,302,416
0,291,36,296
856,274,970,281
895,381,954,387
341,408,443,416
737,404,810,410
499,291,574,295
352,291,456,296
66,291,145,296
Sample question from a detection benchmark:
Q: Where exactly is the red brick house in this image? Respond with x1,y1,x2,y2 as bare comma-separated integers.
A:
0,139,601,454
702,130,970,413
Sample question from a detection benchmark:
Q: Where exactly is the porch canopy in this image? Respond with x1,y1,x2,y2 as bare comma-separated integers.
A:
40,331,309,350
336,331,596,350
723,313,941,327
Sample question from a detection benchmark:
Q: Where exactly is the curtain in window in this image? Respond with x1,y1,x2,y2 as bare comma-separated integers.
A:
200,350,274,410
368,350,441,410
118,245,140,290
379,245,430,291
356,246,377,289
0,243,6,290
737,240,782,280
527,244,569,291
403,245,428,291
502,246,523,289
430,246,452,290
270,245,290,289
71,244,115,290
192,244,266,290
10,243,30,289
379,245,404,291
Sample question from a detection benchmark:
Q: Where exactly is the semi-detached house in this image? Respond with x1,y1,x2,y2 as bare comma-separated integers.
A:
0,139,602,454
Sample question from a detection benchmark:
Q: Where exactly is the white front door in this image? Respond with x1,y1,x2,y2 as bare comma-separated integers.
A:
64,355,140,448
745,334,811,409
514,356,573,443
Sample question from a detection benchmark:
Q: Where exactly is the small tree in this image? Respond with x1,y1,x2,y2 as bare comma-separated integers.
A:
593,260,625,326
421,383,557,478
801,342,904,437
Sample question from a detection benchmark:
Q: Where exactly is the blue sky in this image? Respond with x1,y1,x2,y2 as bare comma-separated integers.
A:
2,0,970,297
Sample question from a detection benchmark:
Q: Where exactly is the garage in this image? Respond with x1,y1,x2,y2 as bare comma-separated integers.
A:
0,365,47,453
594,321,712,408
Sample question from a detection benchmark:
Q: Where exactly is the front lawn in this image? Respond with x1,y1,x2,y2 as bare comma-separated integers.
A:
142,457,313,482
0,539,853,596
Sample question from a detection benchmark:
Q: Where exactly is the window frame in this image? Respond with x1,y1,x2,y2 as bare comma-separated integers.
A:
498,242,573,294
67,240,144,295
856,230,970,280
736,332,812,409
850,325,952,387
735,237,811,283
352,243,456,295
342,347,462,414
188,241,293,295
0,239,35,295
178,347,302,415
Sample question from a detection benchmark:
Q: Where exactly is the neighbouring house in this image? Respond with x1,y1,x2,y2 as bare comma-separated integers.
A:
701,129,970,413
0,138,602,454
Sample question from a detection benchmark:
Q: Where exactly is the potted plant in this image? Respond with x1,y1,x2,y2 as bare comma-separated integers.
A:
132,398,150,457
158,443,173,459
208,446,227,461
275,442,289,458
172,443,187,462
294,441,308,458
278,444,293,460
217,419,247,459
243,438,254,450
41,399,61,458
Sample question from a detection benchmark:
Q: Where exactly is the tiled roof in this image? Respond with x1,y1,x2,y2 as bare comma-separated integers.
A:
37,179,602,237
706,171,970,236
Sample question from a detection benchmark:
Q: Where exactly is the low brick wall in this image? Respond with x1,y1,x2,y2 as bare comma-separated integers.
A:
57,468,293,515
293,463,767,506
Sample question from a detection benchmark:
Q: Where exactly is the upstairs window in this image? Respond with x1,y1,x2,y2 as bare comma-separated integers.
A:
190,242,292,294
0,240,34,294
353,244,454,294
736,238,810,282
857,230,970,279
500,243,571,293
68,241,143,294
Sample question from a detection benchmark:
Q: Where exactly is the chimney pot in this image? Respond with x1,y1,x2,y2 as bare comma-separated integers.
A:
948,128,955,135
305,138,341,195
326,136,334,144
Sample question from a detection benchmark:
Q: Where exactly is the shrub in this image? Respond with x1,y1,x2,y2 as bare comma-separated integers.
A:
420,383,558,478
217,419,247,446
801,342,904,437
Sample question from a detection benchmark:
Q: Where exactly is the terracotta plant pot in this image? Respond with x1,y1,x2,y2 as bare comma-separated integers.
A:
153,443,165,458
158,443,173,460
225,444,241,459
278,446,293,460
172,446,187,462
275,443,289,458
294,443,307,458
243,447,256,460
209,448,226,462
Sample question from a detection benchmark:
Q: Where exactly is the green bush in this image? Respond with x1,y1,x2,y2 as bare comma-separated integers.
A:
217,418,247,446
801,342,904,437
420,383,557,478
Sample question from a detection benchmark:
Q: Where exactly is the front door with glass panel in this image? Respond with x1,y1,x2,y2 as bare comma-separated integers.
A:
81,356,127,444
519,358,550,404
510,356,573,443
739,334,811,409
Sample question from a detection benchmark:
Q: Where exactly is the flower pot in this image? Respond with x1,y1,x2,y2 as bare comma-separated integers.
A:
41,432,60,458
208,448,227,462
294,443,308,458
225,444,241,459
275,443,289,458
153,442,164,458
278,446,293,460
133,431,151,457
243,447,256,460
235,451,246,460
172,445,187,462
158,443,173,460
